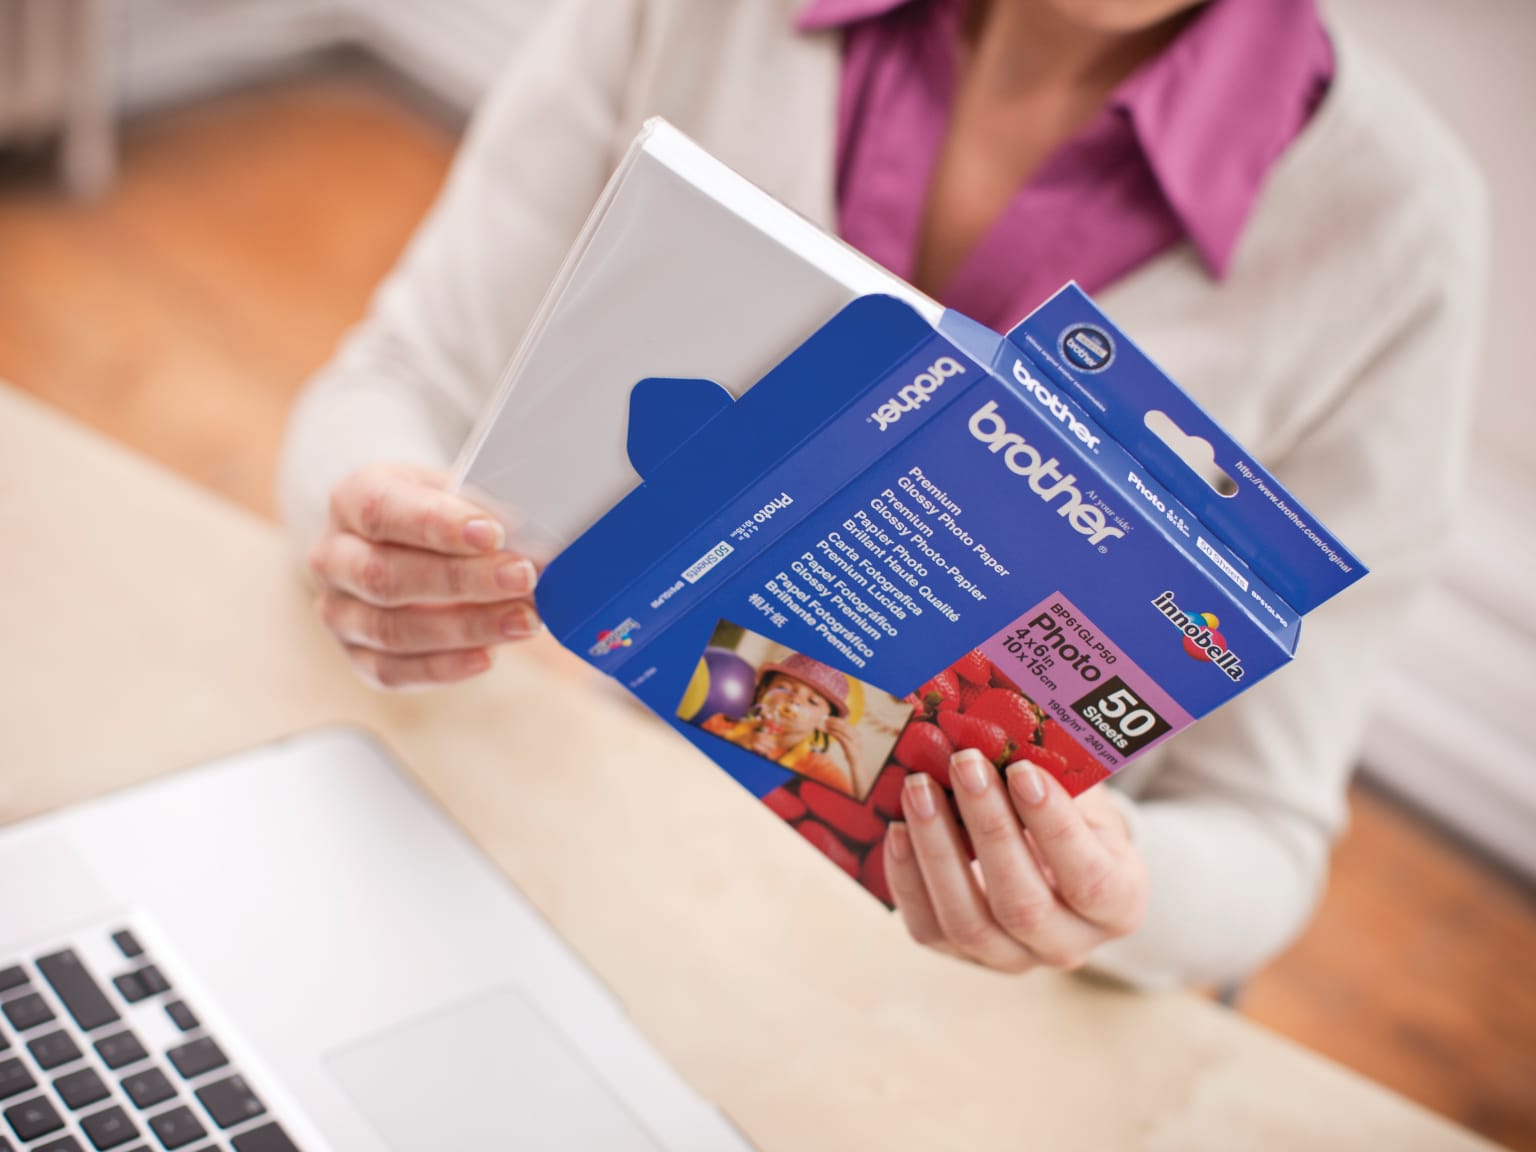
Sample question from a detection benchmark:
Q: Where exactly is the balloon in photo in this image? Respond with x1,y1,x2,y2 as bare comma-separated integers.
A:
679,647,757,723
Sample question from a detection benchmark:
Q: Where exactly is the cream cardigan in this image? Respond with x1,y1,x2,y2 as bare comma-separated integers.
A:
279,0,1486,987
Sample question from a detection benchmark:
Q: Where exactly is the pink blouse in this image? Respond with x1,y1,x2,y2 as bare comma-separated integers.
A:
796,0,1334,330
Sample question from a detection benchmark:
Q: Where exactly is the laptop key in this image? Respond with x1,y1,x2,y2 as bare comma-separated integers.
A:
36,953,120,1033
0,993,53,1032
94,1032,148,1071
0,968,26,995
163,1003,197,1034
80,1104,138,1149
28,1030,82,1070
136,969,169,998
5,1094,64,1140
0,1062,34,1105
194,1075,264,1129
0,1058,34,1100
165,1039,226,1082
147,1105,205,1149
112,974,149,1005
55,1067,111,1111
231,1122,299,1152
121,1068,175,1110
110,932,143,961
35,1136,85,1152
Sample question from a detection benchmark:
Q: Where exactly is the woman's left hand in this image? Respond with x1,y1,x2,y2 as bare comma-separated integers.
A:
885,749,1146,972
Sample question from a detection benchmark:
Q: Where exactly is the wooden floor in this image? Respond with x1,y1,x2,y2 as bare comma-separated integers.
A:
3,69,1534,1151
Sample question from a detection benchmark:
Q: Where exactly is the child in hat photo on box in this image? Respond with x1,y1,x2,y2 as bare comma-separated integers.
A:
696,651,865,795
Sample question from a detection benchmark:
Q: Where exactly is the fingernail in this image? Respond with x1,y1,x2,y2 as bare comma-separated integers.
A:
500,604,537,639
1008,761,1047,807
465,518,505,552
465,649,493,674
886,822,911,862
952,749,990,795
496,558,537,595
904,774,937,820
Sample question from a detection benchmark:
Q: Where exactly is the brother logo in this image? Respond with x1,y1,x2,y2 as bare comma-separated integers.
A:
968,401,1125,546
870,356,966,431
1012,358,1101,451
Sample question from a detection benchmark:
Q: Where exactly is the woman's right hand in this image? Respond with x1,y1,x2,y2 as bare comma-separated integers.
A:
307,462,541,690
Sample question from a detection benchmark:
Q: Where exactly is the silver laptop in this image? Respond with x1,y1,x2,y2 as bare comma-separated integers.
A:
0,728,753,1151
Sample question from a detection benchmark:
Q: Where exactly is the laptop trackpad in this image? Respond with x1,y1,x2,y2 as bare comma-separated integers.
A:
326,985,663,1151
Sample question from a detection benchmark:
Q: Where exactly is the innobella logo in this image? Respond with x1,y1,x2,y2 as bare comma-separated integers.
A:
967,401,1125,547
1151,591,1244,681
870,357,966,431
589,617,640,658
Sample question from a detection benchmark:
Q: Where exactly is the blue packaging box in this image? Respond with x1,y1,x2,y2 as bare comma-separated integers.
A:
535,286,1364,902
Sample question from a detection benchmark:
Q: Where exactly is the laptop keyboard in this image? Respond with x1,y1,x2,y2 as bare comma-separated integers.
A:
0,924,301,1152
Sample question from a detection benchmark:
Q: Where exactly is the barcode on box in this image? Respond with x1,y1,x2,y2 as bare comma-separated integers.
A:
682,541,734,584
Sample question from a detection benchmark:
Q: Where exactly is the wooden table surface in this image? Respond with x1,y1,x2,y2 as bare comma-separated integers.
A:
0,384,1502,1151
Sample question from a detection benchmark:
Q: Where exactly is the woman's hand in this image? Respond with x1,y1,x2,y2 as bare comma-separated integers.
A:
307,462,541,690
885,749,1146,972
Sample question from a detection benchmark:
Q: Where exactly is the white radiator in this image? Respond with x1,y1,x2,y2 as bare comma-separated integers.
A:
0,0,114,194
115,0,356,114
111,0,539,117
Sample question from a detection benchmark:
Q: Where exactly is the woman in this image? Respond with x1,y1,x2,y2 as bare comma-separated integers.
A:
280,0,1485,987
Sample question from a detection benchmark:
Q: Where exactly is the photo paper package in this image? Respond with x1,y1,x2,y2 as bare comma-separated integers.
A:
531,284,1365,905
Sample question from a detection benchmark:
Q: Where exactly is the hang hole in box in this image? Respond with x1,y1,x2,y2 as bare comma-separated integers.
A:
1144,409,1239,497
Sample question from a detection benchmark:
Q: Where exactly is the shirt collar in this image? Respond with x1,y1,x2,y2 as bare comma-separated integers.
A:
795,0,908,31
1113,0,1332,276
796,0,1333,277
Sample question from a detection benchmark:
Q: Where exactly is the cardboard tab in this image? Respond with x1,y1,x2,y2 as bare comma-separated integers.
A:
537,294,942,640
627,377,734,479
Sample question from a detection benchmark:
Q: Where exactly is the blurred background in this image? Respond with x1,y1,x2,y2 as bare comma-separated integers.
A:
2,0,1533,1146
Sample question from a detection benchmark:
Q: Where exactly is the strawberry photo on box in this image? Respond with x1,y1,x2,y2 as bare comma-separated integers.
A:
756,646,1109,907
